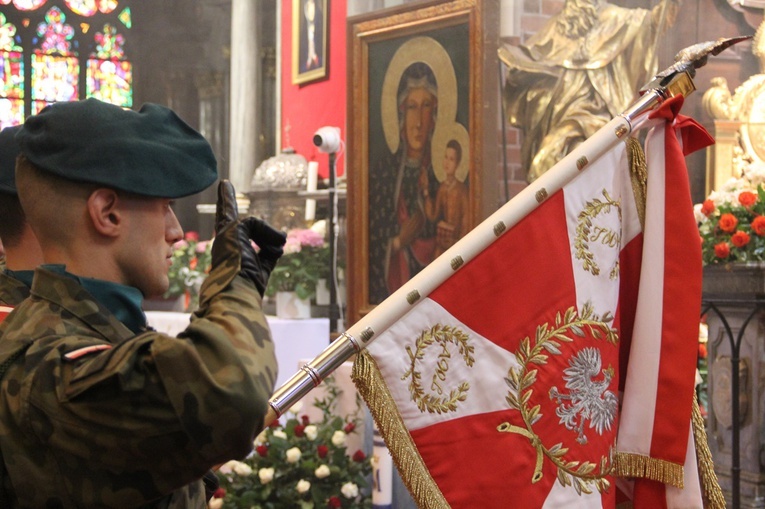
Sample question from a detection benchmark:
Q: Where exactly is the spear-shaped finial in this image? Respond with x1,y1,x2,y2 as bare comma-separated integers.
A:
655,35,752,81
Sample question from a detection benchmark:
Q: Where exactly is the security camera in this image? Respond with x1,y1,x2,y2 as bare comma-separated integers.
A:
313,126,342,153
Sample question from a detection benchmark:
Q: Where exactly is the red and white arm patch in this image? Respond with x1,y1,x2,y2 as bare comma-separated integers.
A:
0,305,14,323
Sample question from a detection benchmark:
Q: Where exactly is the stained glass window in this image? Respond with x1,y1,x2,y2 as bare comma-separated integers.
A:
0,0,131,126
0,12,23,128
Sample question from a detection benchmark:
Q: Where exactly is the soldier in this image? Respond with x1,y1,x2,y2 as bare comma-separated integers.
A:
0,98,286,508
0,125,44,319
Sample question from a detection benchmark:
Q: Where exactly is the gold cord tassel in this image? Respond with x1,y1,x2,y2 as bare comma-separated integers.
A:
626,136,647,232
692,397,726,508
352,351,450,509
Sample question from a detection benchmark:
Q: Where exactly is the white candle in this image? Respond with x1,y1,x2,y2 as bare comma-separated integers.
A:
305,161,319,221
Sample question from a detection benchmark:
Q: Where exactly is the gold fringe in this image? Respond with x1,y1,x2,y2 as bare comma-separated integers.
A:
613,452,685,489
692,397,726,509
626,136,647,232
352,351,450,509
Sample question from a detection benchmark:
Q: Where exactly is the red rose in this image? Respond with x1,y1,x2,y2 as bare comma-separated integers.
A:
256,444,268,457
294,424,305,437
699,343,708,359
301,415,310,425
184,231,200,241
344,422,356,433
718,213,738,233
317,445,329,458
352,449,366,462
327,496,342,508
714,242,731,259
739,191,758,207
731,230,751,248
701,199,715,216
752,216,765,236
213,487,226,499
269,420,281,428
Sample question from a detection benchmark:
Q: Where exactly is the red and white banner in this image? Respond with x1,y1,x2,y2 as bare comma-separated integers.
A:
353,96,713,508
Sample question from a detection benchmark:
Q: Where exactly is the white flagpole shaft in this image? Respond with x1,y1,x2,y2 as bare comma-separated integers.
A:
268,77,684,417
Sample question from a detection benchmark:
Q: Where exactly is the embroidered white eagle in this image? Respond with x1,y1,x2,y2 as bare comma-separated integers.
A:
549,347,617,445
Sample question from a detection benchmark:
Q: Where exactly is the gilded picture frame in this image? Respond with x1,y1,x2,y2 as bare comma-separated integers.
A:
347,0,485,324
292,0,328,85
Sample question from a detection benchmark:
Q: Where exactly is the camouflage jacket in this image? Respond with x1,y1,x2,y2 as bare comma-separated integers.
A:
0,260,278,508
0,271,30,307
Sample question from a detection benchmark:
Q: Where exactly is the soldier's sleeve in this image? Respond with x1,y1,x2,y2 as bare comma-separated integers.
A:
43,261,277,490
150,254,278,461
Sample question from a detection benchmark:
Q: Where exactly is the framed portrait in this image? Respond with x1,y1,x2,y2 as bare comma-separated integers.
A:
347,0,490,324
292,0,328,85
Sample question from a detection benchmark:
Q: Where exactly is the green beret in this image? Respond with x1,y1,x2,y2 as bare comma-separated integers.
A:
0,125,21,195
16,98,217,198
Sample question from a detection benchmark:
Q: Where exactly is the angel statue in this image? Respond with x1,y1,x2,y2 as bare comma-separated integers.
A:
500,0,681,182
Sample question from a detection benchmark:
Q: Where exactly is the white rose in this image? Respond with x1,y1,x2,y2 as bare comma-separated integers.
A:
273,429,287,440
217,459,238,474
331,430,346,447
693,203,707,224
341,482,359,499
254,429,268,445
286,446,302,463
289,401,303,415
258,467,275,484
304,424,318,440
699,322,708,343
232,461,253,476
296,479,311,494
315,464,331,479
208,498,223,509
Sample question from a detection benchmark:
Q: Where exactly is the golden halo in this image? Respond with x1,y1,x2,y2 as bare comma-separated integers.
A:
431,122,470,183
381,36,457,154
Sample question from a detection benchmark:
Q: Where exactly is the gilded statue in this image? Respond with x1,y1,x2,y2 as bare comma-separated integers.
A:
702,22,764,168
500,0,680,182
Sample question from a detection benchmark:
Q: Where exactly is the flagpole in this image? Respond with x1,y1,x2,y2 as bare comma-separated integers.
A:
264,69,696,423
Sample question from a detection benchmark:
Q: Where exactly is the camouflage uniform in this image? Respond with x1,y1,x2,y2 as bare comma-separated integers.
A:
0,247,278,507
0,272,29,307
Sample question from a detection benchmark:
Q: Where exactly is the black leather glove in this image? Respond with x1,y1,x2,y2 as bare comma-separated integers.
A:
212,180,286,296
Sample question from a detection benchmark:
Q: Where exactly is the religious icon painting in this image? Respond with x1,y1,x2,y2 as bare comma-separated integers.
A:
292,0,328,85
347,0,493,323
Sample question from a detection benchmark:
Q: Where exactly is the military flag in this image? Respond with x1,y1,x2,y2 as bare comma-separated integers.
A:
351,96,720,508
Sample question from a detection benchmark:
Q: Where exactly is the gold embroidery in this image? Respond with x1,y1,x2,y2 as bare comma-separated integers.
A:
574,190,621,278
402,324,474,414
615,125,628,139
577,156,588,170
498,303,618,494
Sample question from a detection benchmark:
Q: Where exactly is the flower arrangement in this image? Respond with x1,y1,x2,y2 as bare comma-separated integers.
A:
265,223,330,301
210,378,372,509
164,231,213,310
694,162,765,265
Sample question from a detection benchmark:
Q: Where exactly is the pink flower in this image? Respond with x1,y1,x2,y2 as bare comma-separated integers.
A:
184,231,200,241
195,240,209,253
172,240,188,250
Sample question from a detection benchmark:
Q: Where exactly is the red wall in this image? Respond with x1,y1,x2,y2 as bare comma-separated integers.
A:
281,0,347,179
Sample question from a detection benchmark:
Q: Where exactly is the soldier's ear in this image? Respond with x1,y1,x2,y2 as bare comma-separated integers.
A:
86,188,121,237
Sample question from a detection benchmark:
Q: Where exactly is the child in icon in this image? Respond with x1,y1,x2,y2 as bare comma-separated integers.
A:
423,138,469,257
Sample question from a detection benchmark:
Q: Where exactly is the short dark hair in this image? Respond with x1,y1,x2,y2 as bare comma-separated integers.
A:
446,139,462,165
0,193,26,248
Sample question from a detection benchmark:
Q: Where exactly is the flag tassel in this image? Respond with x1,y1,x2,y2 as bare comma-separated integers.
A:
352,351,450,509
692,398,725,508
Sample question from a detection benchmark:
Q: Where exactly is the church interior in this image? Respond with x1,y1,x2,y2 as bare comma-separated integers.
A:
3,0,765,507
